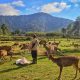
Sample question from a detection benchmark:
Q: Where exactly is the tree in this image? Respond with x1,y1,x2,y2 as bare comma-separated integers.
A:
73,18,80,36
61,28,66,38
0,24,11,35
14,29,21,35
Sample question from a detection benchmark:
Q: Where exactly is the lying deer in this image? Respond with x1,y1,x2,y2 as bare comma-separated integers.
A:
43,42,80,80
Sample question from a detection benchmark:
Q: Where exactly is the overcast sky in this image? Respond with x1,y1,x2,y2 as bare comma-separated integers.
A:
0,0,80,20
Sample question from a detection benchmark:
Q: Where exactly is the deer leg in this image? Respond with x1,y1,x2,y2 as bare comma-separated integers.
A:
73,63,78,79
75,68,78,79
79,68,80,73
3,56,6,60
58,66,63,80
10,54,13,61
9,52,13,61
2,56,5,61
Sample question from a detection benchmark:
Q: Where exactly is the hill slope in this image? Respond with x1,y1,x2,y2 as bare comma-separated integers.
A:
0,12,73,32
67,19,80,36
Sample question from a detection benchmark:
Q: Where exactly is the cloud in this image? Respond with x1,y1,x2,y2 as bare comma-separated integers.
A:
41,2,71,13
0,0,26,15
70,0,78,3
12,0,25,7
70,0,80,7
0,4,20,15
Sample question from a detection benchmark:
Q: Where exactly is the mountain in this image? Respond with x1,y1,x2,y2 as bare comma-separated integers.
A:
67,19,80,36
0,12,73,32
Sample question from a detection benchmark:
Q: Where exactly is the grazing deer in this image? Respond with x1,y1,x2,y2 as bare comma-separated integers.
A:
43,43,80,80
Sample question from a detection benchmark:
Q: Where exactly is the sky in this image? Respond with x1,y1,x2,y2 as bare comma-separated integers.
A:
0,0,80,20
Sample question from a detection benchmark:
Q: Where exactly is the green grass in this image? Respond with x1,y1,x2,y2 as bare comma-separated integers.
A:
0,54,80,80
0,38,80,80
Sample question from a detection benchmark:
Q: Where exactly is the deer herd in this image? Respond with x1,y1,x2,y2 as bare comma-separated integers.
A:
0,42,30,61
0,40,80,80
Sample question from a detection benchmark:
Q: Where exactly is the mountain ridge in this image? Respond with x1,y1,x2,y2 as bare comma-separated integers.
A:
0,12,73,32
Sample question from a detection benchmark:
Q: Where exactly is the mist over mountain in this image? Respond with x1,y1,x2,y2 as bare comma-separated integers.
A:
0,12,73,32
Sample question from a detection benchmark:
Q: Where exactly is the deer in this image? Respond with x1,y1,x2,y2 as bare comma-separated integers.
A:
0,50,7,60
43,41,62,56
49,55,80,80
53,41,61,47
39,40,47,46
0,46,14,61
20,43,29,50
12,42,20,46
43,42,80,80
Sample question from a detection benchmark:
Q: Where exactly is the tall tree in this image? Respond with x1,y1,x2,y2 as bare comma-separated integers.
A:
61,28,66,38
0,24,10,35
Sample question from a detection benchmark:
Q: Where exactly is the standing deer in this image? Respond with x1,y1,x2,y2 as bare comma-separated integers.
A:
0,46,14,61
43,41,62,56
43,42,80,80
49,55,80,80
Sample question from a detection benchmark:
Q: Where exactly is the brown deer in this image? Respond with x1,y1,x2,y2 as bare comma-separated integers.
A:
0,46,14,60
0,50,7,60
53,41,61,47
39,40,47,45
49,55,80,80
43,41,62,56
20,43,30,50
43,43,80,80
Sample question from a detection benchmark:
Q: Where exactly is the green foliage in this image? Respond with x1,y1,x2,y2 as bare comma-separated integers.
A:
0,24,11,35
13,29,22,35
26,37,31,41
46,32,61,37
25,32,46,37
61,28,66,38
66,16,80,38
0,36,29,41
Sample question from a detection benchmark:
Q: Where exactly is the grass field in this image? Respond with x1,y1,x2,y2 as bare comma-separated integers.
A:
0,38,80,80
